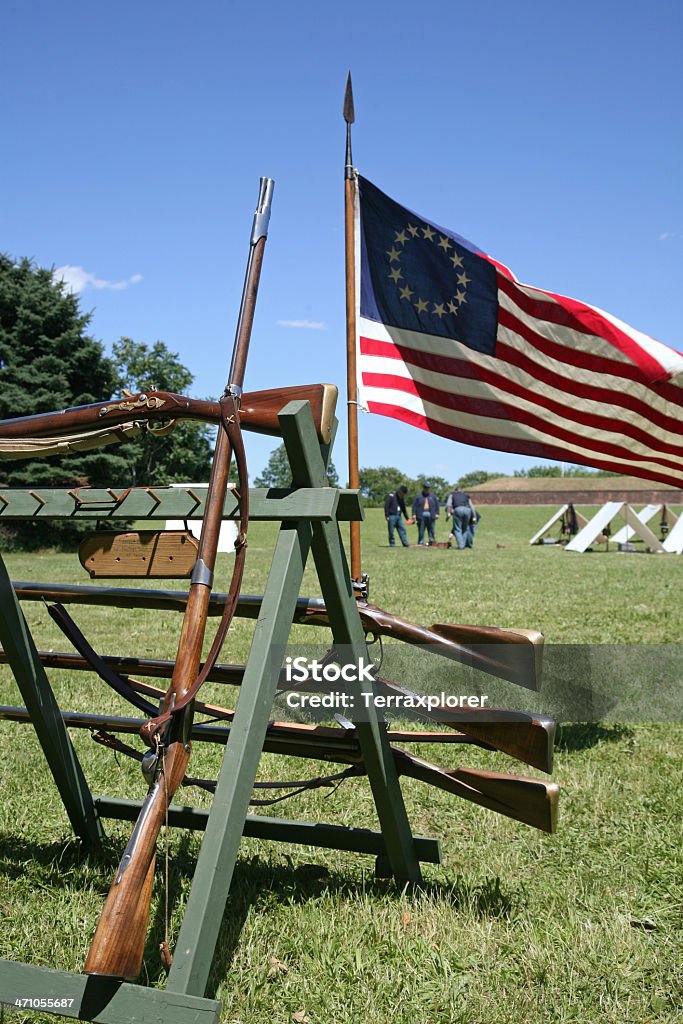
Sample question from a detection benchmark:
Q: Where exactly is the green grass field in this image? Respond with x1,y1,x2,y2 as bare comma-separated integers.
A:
0,505,682,1023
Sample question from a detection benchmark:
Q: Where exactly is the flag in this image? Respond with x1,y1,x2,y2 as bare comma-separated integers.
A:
356,175,683,488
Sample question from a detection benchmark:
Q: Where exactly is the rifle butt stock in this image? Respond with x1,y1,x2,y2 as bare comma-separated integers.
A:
374,676,555,773
84,739,190,979
240,383,337,443
84,854,156,980
350,605,543,691
437,715,555,774
431,623,544,691
395,751,559,833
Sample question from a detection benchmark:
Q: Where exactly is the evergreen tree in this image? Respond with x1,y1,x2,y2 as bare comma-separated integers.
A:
0,256,128,548
0,255,127,489
0,259,214,549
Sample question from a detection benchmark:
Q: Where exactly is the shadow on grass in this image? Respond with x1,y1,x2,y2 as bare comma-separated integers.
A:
203,857,518,997
0,831,518,995
0,830,96,882
556,722,634,751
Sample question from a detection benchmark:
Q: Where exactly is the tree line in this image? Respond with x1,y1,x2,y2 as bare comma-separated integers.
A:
255,459,619,509
0,255,214,548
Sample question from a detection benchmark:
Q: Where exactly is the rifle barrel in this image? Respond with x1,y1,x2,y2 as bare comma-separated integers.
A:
83,177,274,981
0,383,337,445
11,582,541,689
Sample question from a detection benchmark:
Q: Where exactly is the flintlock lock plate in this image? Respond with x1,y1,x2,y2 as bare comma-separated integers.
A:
79,530,199,579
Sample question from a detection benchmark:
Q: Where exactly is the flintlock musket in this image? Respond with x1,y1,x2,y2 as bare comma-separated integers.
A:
0,382,338,454
81,177,274,981
0,703,558,834
12,581,544,691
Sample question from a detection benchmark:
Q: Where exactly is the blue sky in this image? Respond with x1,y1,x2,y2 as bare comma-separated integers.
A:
3,0,682,482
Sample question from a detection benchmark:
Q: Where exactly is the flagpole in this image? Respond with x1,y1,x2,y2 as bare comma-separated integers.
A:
343,71,362,582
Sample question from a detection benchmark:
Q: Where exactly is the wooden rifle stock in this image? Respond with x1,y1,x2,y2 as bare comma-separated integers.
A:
0,643,553,773
393,752,559,833
373,675,554,773
83,177,273,980
299,602,544,692
0,703,558,834
0,383,337,446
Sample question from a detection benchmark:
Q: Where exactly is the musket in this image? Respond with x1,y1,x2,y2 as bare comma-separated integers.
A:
0,382,337,450
0,701,493,748
12,582,543,691
82,177,274,981
0,703,558,833
0,615,554,773
308,603,544,691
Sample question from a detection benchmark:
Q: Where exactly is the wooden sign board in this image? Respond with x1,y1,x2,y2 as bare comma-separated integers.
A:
79,530,199,578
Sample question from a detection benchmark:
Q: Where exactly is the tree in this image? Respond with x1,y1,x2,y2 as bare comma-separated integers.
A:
254,443,339,488
359,467,454,506
111,338,213,485
358,466,408,505
0,256,129,548
455,470,503,490
513,464,621,479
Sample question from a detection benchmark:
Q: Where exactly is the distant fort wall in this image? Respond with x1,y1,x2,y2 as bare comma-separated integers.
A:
471,488,683,506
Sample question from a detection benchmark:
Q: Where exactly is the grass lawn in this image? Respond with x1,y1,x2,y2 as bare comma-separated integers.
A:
0,505,681,1023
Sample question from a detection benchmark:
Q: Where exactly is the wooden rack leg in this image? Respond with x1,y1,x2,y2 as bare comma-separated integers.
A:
280,401,423,885
166,518,313,997
0,554,103,850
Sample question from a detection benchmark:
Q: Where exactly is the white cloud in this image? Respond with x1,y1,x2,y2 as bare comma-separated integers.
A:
276,318,327,330
54,265,143,294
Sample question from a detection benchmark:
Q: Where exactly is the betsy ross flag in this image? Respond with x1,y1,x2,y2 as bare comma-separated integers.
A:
356,176,683,487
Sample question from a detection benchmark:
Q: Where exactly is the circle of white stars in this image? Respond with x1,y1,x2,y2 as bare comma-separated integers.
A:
385,222,470,320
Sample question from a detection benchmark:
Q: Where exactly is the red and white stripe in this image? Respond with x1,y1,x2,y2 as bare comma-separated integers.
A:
357,261,683,488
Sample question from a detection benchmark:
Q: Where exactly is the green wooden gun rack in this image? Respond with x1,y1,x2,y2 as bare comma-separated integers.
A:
0,400,440,1024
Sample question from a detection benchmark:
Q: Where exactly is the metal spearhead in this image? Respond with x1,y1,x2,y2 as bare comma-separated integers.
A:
343,71,355,124
343,71,354,179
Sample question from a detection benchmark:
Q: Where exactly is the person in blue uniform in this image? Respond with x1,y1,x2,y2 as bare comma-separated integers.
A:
384,485,410,546
412,482,439,545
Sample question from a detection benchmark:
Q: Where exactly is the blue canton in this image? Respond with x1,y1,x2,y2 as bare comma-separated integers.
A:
359,176,498,356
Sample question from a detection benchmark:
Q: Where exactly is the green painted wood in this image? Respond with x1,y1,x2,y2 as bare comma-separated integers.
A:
166,519,313,997
0,556,103,850
0,486,362,521
0,403,414,1010
92,796,441,862
279,401,423,885
0,960,220,1024
337,488,365,523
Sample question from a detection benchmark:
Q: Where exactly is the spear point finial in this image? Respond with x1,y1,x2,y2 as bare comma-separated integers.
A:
343,71,355,124
344,72,354,178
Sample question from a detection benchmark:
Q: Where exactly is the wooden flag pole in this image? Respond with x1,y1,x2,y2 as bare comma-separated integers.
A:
344,71,362,582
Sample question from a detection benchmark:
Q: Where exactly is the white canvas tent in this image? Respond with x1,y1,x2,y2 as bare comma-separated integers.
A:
564,502,666,554
663,515,683,554
529,504,590,545
610,504,678,545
